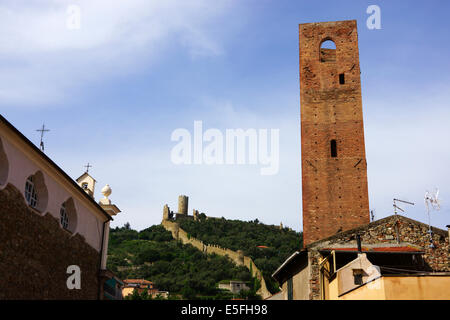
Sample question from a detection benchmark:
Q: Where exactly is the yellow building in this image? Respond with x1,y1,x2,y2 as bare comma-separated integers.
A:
324,252,450,300
272,215,450,300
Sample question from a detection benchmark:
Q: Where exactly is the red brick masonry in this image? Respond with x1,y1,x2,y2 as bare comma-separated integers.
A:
299,20,370,245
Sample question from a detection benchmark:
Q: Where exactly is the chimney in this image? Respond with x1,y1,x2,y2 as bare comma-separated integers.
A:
447,225,450,240
356,234,362,253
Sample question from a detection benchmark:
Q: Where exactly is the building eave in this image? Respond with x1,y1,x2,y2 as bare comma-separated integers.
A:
76,172,97,183
272,250,308,284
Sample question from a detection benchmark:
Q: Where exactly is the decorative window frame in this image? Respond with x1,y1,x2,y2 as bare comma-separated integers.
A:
24,171,48,213
60,203,69,230
25,176,38,208
60,197,78,233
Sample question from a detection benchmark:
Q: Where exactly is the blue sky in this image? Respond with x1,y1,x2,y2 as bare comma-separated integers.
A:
1,0,449,232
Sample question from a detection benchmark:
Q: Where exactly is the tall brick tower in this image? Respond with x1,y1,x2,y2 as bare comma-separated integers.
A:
299,20,370,246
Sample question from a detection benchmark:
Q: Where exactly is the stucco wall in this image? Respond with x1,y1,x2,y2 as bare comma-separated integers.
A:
281,262,310,300
383,276,450,300
335,277,386,300
336,253,381,295
333,275,450,300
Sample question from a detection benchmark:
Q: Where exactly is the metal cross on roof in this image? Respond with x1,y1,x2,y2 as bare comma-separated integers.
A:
36,123,50,152
84,162,93,173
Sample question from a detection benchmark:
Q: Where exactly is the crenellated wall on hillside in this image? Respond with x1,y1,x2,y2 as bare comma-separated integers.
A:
161,219,271,299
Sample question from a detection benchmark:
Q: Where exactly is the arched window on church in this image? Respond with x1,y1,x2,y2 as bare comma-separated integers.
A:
25,176,38,208
60,198,77,233
24,171,48,213
331,140,337,158
60,203,69,230
320,39,336,62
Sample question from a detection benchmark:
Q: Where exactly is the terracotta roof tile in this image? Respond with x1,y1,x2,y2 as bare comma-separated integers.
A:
123,279,153,285
321,246,422,253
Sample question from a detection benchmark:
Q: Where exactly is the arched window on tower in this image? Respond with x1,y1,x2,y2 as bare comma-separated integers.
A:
60,203,69,230
320,39,336,62
330,140,337,158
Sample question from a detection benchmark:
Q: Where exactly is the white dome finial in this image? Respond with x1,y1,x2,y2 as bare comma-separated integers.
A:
99,184,112,205
101,184,112,198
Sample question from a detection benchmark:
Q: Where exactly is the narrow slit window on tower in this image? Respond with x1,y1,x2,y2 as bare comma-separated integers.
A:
339,73,345,84
330,140,337,158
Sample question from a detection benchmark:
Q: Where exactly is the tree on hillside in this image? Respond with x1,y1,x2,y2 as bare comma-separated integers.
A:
178,217,302,294
107,224,256,299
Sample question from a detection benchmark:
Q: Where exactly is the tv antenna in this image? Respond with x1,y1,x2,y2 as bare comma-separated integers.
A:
393,198,414,215
36,123,50,152
424,189,440,249
392,198,414,243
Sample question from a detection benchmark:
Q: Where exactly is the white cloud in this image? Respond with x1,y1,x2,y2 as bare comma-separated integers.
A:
0,0,234,106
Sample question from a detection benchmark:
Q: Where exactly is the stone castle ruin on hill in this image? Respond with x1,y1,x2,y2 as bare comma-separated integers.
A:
161,195,271,299
163,195,202,222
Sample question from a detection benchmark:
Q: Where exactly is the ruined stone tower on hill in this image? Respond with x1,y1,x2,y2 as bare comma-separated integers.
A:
299,20,370,246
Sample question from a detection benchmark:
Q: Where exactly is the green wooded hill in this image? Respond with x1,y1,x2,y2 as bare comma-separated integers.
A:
107,224,260,300
178,217,303,293
107,218,302,299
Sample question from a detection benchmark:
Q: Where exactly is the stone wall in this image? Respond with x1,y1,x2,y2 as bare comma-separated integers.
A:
306,215,450,300
0,184,101,299
161,219,271,299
